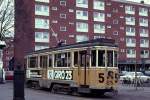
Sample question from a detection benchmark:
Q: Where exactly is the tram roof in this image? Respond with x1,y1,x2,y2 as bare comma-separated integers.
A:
27,38,117,55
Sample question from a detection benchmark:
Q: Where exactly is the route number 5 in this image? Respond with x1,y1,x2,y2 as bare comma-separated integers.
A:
99,73,104,83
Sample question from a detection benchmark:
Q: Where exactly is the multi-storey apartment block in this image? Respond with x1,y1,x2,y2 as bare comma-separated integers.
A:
15,0,150,71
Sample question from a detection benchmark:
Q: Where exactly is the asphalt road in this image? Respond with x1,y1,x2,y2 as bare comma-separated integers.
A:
0,82,150,100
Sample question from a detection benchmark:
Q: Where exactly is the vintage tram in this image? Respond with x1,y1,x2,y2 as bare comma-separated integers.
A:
25,39,119,95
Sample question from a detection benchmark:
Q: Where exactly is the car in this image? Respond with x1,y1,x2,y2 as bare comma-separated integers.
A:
120,72,150,83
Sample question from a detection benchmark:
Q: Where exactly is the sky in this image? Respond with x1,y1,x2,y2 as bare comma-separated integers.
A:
127,0,150,4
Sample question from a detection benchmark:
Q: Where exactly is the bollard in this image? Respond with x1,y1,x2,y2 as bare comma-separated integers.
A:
13,69,25,100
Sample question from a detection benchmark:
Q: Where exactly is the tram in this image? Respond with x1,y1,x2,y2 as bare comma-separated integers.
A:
25,39,119,95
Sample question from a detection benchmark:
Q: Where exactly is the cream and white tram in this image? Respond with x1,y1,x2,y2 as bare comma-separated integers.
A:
25,39,118,95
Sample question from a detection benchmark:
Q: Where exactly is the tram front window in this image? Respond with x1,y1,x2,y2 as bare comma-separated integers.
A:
114,51,118,67
40,55,48,68
98,50,105,67
107,51,113,67
49,55,52,67
91,50,96,67
29,56,37,68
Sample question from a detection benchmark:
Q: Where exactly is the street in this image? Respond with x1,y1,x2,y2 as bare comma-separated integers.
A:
0,82,150,100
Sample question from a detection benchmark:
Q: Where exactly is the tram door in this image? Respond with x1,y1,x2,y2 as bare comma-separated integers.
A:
77,51,90,86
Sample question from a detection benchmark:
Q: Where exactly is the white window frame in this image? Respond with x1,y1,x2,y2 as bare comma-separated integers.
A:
126,38,136,47
35,32,49,43
76,10,88,20
93,12,105,22
125,16,135,25
139,28,149,37
35,45,49,51
35,18,49,29
76,22,88,32
60,26,66,31
140,50,149,58
35,0,49,3
139,7,148,16
94,24,105,34
76,0,88,8
35,4,49,16
139,18,148,27
126,26,135,36
60,0,66,6
93,0,105,10
125,5,135,15
76,35,89,43
126,49,136,58
60,13,66,19
140,39,149,48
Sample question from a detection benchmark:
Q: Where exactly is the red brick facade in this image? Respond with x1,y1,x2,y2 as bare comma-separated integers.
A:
15,0,150,71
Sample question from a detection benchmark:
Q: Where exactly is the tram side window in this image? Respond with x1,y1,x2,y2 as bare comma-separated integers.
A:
98,50,105,67
74,51,78,66
49,55,52,67
114,51,118,67
107,51,113,67
68,52,71,67
29,57,37,68
55,53,69,67
79,50,87,67
91,50,96,67
40,55,48,68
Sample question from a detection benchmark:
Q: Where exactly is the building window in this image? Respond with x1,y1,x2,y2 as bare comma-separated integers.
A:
60,26,66,31
35,18,49,29
139,28,149,37
35,32,49,43
140,50,149,58
60,13,66,19
140,39,149,48
35,45,49,51
94,23,105,34
76,0,88,8
76,10,88,20
113,19,118,24
35,4,49,16
139,7,148,16
125,5,135,15
93,12,105,22
76,22,88,32
69,9,74,12
125,16,135,25
139,18,148,27
126,49,136,58
76,35,89,43
112,8,118,13
126,38,136,47
126,26,135,36
113,31,118,35
93,0,105,10
35,0,49,3
52,7,57,10
107,13,111,17
60,0,66,6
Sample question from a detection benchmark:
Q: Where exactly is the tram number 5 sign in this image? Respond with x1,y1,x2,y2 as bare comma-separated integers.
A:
98,73,104,83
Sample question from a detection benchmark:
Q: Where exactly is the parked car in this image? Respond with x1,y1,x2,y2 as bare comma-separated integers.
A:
120,72,150,82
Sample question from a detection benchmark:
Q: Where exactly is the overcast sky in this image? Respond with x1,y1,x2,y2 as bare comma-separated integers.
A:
127,0,150,4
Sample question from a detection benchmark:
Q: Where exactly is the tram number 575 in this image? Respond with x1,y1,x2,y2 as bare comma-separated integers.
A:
98,73,104,83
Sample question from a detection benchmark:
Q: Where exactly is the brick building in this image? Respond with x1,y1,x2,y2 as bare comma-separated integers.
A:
15,0,150,71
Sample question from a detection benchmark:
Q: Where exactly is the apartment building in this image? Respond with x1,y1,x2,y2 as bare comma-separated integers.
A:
15,0,150,71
